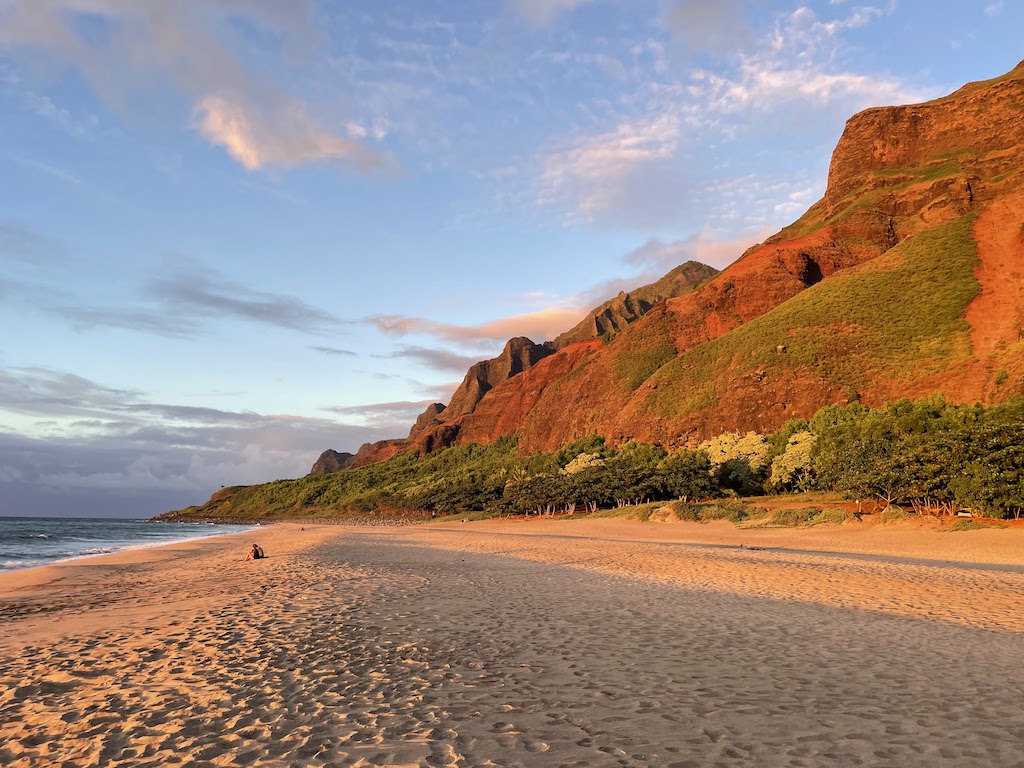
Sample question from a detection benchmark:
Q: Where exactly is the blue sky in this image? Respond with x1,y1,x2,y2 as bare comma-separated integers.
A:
1,0,1021,517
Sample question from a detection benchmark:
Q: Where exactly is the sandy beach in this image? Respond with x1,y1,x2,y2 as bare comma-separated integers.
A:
1,519,1023,767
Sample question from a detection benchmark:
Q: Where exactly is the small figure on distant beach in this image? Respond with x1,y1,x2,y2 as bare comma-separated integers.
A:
245,543,265,561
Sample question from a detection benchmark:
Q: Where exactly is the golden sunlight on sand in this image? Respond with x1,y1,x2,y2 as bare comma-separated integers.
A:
1,519,1023,767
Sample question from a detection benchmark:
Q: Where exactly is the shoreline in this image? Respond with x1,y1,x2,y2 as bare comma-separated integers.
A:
2,520,1023,766
0,520,261,577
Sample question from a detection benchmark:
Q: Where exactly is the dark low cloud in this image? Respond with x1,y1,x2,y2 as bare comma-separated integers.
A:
0,366,401,517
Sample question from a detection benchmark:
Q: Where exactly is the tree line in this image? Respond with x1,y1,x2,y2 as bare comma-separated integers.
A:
177,395,1024,521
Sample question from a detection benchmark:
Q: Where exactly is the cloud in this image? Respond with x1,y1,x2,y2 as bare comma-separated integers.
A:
624,228,772,271
370,305,588,347
509,0,596,24
57,255,350,338
322,399,439,430
192,94,394,173
311,346,357,357
0,222,64,267
0,1,391,173
380,345,484,374
534,4,926,229
12,155,117,201
665,0,754,55
537,111,687,226
0,365,401,515
146,257,347,333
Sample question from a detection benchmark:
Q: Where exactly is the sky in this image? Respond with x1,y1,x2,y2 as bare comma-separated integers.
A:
1,0,1021,517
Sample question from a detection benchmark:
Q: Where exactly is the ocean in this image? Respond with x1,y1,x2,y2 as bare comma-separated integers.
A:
0,517,257,573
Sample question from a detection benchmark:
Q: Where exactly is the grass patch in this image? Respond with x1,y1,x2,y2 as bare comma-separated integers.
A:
643,216,980,418
942,520,1007,532
610,308,678,390
810,507,856,525
769,507,818,526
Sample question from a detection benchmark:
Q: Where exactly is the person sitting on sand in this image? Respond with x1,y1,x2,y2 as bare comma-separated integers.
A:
245,543,265,561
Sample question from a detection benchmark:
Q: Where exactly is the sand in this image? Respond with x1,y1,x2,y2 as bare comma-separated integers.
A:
1,519,1023,767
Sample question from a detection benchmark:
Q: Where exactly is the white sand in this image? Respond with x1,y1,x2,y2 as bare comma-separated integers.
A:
1,519,1022,767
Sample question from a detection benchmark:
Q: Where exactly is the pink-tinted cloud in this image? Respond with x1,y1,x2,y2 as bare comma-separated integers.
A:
0,1,391,173
370,305,589,346
624,228,773,271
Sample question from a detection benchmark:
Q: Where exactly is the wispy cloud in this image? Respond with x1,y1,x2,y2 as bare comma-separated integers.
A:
193,94,394,174
311,346,358,358
54,255,351,338
508,0,596,25
624,228,772,272
0,1,392,173
665,0,754,55
378,345,484,374
0,222,65,267
146,257,347,333
369,305,587,347
534,4,928,229
12,154,118,202
537,112,686,226
323,399,438,429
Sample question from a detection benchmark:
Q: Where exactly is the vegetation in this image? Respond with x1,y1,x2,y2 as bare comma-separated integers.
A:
161,393,1024,525
644,216,980,417
610,309,677,390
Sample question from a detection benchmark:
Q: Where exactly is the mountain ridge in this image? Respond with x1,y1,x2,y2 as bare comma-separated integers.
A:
327,59,1024,472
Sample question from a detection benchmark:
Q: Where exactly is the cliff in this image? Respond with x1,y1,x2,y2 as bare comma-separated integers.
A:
311,60,1024,469
407,59,1024,454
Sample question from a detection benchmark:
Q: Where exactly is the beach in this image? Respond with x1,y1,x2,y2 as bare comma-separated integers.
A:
1,519,1023,767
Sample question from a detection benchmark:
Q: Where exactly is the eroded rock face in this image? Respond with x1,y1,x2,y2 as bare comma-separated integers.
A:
407,337,556,439
408,402,447,440
552,261,719,349
825,62,1024,214
307,449,354,476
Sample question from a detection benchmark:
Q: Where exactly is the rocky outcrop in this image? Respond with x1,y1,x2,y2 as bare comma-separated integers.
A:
346,440,407,470
408,337,556,439
552,261,718,348
407,402,447,439
307,449,354,476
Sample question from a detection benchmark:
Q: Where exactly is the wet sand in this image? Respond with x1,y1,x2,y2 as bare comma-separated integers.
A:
1,519,1023,767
